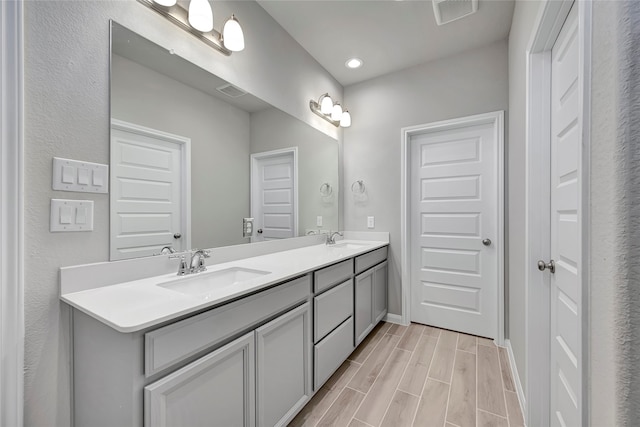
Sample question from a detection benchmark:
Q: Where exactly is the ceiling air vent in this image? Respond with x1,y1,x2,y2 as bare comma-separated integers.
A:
216,83,246,98
433,0,478,25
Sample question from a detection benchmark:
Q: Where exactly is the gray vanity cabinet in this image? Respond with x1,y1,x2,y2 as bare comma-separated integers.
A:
144,331,256,427
355,251,388,346
256,302,312,427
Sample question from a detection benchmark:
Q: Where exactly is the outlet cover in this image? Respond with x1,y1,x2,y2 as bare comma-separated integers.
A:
367,216,375,229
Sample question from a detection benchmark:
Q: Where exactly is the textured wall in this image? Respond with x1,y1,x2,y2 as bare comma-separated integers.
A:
590,1,640,425
23,1,341,425
506,0,543,394
342,40,508,316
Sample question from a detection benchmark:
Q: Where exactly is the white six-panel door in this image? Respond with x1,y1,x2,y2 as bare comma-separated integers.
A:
549,5,582,426
110,120,189,260
409,118,500,339
250,149,297,242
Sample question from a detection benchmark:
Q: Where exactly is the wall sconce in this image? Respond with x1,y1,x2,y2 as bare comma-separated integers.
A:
137,0,245,56
310,93,351,128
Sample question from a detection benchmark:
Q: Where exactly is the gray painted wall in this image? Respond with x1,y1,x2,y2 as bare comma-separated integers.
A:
112,54,251,250
590,1,640,424
250,108,340,235
23,1,341,425
342,40,508,316
506,0,543,393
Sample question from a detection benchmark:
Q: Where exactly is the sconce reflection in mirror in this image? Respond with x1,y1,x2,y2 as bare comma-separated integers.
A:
320,183,333,197
137,0,245,56
310,93,351,128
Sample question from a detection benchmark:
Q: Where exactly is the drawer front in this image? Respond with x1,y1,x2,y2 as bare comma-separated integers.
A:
314,259,353,294
314,317,354,390
314,279,353,343
355,246,388,274
145,275,311,377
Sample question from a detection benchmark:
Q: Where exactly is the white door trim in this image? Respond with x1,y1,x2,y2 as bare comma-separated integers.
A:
250,147,299,240
525,1,591,425
110,119,192,254
0,0,24,425
401,111,505,344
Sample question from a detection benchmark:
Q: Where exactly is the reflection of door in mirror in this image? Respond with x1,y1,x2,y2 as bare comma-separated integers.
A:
110,120,191,260
251,148,298,242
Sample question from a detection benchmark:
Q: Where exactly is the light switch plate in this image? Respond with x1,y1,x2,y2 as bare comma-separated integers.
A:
50,199,94,232
52,157,108,193
367,216,375,229
316,216,323,227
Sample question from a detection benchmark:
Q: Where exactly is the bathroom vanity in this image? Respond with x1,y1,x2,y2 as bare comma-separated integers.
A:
62,238,388,427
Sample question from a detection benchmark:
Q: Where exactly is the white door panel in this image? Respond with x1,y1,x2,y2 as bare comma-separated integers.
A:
251,149,297,242
549,5,581,426
410,121,499,338
110,121,189,260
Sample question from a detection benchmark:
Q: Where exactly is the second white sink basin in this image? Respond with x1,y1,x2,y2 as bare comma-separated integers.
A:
158,267,271,297
329,241,370,250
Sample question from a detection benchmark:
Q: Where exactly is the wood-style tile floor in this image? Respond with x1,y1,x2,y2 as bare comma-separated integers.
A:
289,322,525,427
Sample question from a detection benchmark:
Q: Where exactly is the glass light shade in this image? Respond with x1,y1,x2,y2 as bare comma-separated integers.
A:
340,110,351,127
152,0,177,6
320,94,333,115
331,104,343,121
188,0,214,33
222,15,245,52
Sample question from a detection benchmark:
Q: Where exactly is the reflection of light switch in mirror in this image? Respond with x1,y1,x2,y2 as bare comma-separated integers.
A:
243,217,254,238
316,216,323,227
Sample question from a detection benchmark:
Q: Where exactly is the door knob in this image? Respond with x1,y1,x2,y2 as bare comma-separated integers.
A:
537,259,556,274
482,238,492,246
257,229,263,234
173,233,182,239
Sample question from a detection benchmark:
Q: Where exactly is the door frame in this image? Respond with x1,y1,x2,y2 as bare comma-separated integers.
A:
250,147,299,241
400,110,505,345
110,119,192,257
525,1,591,425
0,1,24,425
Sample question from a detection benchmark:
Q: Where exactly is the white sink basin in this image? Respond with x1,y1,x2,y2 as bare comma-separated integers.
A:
328,241,371,250
158,267,271,297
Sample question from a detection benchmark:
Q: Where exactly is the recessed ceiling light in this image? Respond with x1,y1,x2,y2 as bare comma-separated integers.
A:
345,58,363,69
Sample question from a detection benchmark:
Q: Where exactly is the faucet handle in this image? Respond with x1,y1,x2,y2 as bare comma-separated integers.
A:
170,255,189,276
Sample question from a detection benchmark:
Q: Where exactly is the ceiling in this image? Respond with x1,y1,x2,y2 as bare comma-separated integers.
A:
257,0,515,87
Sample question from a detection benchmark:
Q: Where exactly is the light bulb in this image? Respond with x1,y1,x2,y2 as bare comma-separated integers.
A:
222,15,245,52
152,0,177,6
320,94,333,115
331,104,343,121
340,110,351,127
188,0,214,33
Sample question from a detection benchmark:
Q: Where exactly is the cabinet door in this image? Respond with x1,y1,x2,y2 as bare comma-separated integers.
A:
256,302,312,427
373,261,388,324
144,332,255,427
355,269,374,346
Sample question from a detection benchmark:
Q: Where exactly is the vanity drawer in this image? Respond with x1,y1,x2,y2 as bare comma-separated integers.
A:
144,274,311,377
314,279,353,343
314,259,353,294
314,316,354,390
355,246,388,274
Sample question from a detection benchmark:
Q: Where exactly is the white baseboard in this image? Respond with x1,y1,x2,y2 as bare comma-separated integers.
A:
383,313,405,325
505,339,527,423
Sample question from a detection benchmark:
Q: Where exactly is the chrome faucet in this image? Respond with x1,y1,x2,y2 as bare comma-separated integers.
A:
170,249,211,276
189,249,211,273
326,231,343,245
160,246,176,254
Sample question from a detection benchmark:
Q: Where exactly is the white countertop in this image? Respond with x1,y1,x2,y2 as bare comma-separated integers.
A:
61,240,388,333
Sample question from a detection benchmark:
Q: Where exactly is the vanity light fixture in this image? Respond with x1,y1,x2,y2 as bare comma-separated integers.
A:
310,93,351,128
141,0,245,56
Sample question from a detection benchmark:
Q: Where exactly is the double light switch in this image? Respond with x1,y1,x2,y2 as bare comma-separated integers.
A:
50,199,94,232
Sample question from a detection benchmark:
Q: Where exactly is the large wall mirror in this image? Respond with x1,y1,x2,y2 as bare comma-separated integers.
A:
110,22,339,261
